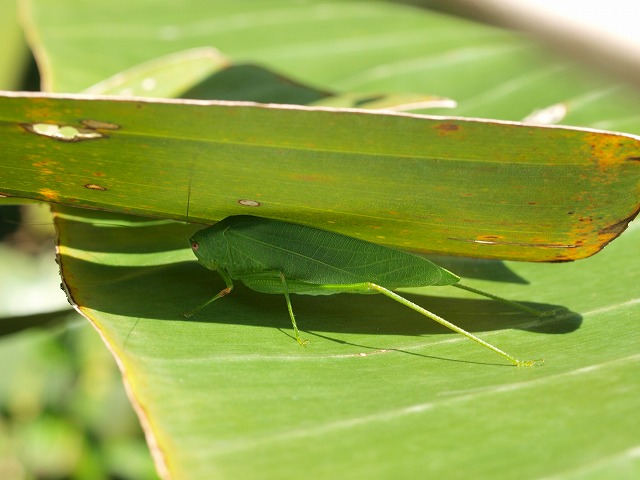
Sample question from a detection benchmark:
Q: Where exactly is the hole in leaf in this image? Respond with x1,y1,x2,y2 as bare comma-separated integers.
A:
238,199,261,207
22,123,104,142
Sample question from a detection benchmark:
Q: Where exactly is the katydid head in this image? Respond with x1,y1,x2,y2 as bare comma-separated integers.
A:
188,222,228,272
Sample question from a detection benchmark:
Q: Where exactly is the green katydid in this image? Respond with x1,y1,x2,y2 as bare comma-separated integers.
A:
184,215,547,366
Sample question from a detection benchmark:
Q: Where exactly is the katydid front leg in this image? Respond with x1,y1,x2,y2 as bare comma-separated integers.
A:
183,268,234,318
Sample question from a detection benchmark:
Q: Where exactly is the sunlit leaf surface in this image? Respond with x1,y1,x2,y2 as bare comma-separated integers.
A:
11,1,640,478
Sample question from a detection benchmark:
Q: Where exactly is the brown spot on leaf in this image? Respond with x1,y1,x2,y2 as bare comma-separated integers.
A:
81,119,120,130
448,237,579,249
290,173,335,183
32,160,55,175
435,122,459,135
599,208,640,235
587,132,640,173
85,184,107,191
38,188,59,201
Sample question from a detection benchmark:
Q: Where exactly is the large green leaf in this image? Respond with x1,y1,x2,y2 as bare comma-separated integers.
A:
2,91,639,262
12,1,640,479
5,0,639,262
55,206,640,479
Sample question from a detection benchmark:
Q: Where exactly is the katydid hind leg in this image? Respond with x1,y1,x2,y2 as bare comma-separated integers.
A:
279,273,309,346
366,283,541,367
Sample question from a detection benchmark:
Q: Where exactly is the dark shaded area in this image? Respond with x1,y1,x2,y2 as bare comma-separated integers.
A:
425,254,529,284
352,94,386,107
180,64,332,104
59,254,581,339
0,205,21,240
19,51,41,91
0,308,75,337
56,217,198,254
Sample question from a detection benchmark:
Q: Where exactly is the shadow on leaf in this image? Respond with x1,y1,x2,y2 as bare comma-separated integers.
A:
59,254,580,339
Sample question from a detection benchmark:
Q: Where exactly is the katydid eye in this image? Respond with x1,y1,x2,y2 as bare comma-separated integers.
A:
191,241,199,251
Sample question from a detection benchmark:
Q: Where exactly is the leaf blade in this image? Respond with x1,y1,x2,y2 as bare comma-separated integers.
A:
2,91,639,261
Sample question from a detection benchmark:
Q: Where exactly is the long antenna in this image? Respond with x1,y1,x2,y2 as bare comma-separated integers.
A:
185,169,193,224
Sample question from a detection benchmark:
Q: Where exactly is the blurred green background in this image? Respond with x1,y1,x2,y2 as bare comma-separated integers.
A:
0,205,158,480
0,2,157,478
